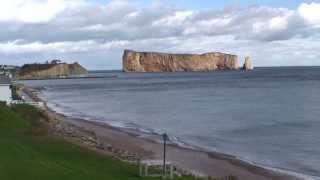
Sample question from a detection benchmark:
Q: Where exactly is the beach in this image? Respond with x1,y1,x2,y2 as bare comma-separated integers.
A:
20,84,303,180
2,0,319,179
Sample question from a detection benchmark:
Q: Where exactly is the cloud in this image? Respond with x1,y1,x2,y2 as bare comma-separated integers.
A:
0,0,318,43
0,40,130,54
0,0,319,69
298,2,320,25
0,0,86,23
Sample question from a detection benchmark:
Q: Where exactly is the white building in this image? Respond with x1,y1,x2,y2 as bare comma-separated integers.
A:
0,76,12,105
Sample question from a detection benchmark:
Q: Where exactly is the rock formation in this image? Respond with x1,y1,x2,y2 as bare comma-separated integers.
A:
123,50,239,72
243,56,253,71
19,61,87,79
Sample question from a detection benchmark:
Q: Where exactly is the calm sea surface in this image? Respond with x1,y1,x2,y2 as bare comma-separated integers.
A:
22,67,320,179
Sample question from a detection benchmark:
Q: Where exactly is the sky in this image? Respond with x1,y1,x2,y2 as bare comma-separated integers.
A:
0,0,319,70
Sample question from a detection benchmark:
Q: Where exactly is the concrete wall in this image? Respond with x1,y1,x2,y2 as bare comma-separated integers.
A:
0,85,12,103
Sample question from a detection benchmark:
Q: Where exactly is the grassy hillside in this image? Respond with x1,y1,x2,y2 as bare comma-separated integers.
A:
0,104,199,180
19,63,56,76
18,62,87,78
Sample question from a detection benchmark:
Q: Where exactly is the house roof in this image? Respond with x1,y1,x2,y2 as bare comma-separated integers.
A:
0,75,11,85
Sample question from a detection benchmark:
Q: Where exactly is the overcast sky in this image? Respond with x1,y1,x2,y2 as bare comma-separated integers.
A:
0,0,319,70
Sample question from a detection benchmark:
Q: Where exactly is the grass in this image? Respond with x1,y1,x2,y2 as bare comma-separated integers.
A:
0,104,237,180
0,104,201,180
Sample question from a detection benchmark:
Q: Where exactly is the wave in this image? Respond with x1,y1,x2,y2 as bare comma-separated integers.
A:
261,165,320,180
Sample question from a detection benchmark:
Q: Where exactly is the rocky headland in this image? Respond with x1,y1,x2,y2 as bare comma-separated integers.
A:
123,50,239,72
18,60,87,79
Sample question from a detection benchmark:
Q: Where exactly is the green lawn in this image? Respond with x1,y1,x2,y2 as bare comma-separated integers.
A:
0,104,199,180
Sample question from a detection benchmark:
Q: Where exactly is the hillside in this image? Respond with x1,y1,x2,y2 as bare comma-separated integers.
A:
0,104,202,180
18,61,87,79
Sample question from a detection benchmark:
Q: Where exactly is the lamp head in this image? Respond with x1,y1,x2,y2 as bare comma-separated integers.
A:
162,133,168,140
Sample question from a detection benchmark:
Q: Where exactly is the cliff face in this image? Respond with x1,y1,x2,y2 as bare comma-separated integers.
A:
243,56,253,71
123,50,239,72
19,62,87,79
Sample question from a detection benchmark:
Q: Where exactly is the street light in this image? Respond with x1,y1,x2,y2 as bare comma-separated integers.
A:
162,133,168,177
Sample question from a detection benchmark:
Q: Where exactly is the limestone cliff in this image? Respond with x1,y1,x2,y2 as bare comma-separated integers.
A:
19,62,87,79
123,50,239,72
243,56,253,71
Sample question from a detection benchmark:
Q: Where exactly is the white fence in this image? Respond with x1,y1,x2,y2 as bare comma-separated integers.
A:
10,100,45,109
139,159,174,178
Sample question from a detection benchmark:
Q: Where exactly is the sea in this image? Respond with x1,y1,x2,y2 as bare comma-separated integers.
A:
21,67,320,179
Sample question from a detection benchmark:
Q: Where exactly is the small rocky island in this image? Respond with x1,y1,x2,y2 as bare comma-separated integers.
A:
243,56,254,71
18,60,87,79
123,50,240,72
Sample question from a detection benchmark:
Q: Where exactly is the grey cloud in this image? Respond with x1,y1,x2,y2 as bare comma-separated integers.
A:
0,0,319,69
0,1,318,44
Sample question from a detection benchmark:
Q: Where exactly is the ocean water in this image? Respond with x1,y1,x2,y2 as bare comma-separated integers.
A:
22,67,320,179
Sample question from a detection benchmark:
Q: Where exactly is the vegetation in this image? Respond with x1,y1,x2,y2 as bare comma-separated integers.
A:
18,61,87,78
0,104,236,180
10,85,22,101
19,63,58,76
0,104,193,180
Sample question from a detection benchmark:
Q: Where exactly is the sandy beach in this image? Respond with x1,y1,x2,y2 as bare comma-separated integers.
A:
21,85,303,180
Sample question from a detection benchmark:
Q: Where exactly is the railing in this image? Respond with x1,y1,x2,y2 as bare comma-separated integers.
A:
138,159,174,179
10,100,45,109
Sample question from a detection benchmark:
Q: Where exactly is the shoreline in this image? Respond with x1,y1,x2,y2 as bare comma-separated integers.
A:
16,74,117,81
20,85,304,180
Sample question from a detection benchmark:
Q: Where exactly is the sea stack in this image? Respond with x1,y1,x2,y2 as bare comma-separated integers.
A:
243,56,253,71
123,50,239,72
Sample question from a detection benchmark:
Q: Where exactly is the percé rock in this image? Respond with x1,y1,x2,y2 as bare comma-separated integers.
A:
123,50,239,72
243,56,253,71
19,61,87,79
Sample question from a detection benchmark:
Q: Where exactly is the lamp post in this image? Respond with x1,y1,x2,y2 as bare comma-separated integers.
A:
162,133,168,177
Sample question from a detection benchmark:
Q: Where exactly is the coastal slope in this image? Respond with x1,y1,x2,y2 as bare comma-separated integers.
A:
19,61,87,79
123,50,239,72
0,104,202,180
